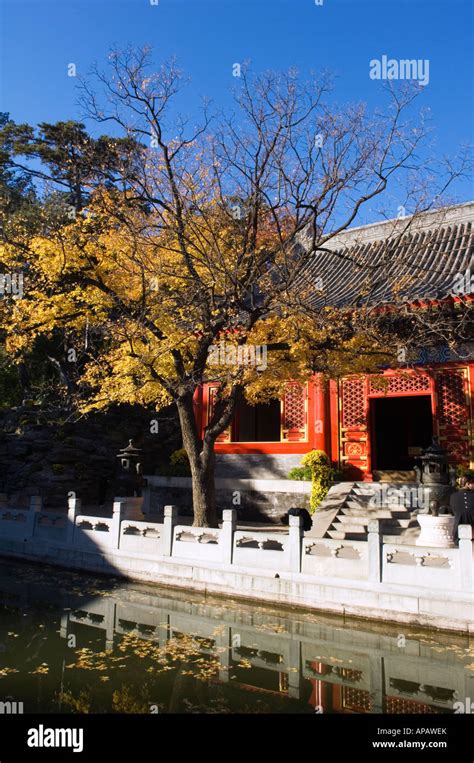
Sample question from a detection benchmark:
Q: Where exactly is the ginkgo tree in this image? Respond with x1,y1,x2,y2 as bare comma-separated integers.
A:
0,47,468,526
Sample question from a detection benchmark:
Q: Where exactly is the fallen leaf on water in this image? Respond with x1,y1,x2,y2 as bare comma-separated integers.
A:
0,667,19,677
29,664,49,675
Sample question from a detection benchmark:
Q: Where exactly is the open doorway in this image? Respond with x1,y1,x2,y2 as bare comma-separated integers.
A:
370,396,433,471
233,398,281,442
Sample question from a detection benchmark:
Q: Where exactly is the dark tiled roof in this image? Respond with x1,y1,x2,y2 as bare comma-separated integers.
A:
293,203,474,309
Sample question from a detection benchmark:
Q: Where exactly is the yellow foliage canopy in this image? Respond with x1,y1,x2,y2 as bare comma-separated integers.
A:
0,192,394,413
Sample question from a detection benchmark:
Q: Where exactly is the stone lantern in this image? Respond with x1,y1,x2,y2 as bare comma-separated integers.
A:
415,438,453,514
116,439,145,497
416,438,455,546
419,439,450,486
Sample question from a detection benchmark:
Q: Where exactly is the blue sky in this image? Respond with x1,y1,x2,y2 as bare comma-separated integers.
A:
0,0,473,218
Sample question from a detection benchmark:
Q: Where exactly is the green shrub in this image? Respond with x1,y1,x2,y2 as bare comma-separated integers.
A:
158,448,192,477
170,448,189,467
287,465,312,481
300,450,334,513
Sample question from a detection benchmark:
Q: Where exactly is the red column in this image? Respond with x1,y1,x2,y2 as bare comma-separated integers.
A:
328,379,339,465
469,363,474,468
312,373,327,453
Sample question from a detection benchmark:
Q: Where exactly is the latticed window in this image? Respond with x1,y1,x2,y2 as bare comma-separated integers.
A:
384,697,438,714
282,382,307,441
436,370,467,426
342,687,372,711
369,373,431,395
341,378,366,428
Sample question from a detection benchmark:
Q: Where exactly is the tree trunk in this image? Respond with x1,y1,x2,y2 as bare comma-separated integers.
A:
18,362,31,397
189,449,217,528
176,392,218,528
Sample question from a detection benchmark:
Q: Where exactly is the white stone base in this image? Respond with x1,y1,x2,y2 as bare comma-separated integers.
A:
416,514,455,548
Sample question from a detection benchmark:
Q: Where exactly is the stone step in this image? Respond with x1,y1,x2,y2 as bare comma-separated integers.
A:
341,505,412,517
327,519,418,540
343,500,412,513
326,529,367,540
352,482,418,491
329,522,368,534
384,518,416,529
337,513,412,526
331,514,418,530
349,488,415,500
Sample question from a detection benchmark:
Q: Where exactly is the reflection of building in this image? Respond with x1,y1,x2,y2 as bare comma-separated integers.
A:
50,584,473,714
194,204,473,481
1,563,471,714
307,661,447,714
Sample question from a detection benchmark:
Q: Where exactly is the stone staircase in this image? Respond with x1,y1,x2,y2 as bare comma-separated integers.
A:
316,482,421,543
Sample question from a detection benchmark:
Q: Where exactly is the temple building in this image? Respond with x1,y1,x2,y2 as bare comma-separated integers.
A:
195,202,474,482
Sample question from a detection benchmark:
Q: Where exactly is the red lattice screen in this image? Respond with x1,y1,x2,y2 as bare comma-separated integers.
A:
342,378,366,427
340,378,368,477
435,369,470,463
369,373,431,395
282,383,307,442
384,697,439,714
342,687,372,712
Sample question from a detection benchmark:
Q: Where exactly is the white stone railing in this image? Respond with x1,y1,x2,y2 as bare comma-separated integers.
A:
0,497,472,594
0,496,44,539
383,527,472,593
74,512,117,550
302,537,369,579
120,519,163,555
233,529,291,571
172,524,222,562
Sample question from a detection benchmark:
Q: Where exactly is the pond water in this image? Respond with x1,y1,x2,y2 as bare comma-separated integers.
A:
0,559,472,714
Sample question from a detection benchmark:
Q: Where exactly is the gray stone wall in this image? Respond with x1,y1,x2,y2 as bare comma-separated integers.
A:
215,453,304,480
145,476,311,522
0,403,180,509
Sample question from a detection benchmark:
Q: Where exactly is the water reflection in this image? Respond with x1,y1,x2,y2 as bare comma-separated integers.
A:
0,560,472,714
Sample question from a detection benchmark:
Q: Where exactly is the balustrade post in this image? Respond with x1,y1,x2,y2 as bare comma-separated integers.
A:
369,654,384,713
288,639,302,699
112,500,125,549
105,600,116,651
67,497,81,546
368,519,382,582
217,625,231,682
60,613,69,640
458,525,473,592
27,495,42,537
289,514,304,573
29,495,42,511
163,505,179,557
221,509,237,564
